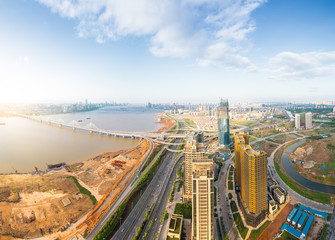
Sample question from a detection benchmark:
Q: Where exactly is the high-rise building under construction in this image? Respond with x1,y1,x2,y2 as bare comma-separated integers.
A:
217,99,230,146
183,132,205,202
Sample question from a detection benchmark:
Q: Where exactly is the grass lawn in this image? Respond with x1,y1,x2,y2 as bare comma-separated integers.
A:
228,181,233,190
321,224,329,240
249,136,256,142
274,162,331,204
277,231,300,240
184,119,197,128
67,176,97,205
233,212,248,239
249,220,271,240
174,203,192,219
327,213,332,222
230,200,238,213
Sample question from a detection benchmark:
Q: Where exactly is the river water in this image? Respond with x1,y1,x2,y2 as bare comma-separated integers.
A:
281,139,335,194
0,106,161,174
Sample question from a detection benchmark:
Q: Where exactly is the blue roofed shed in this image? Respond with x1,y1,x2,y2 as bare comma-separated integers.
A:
298,212,308,228
302,215,314,237
292,210,302,225
287,207,298,222
281,223,302,239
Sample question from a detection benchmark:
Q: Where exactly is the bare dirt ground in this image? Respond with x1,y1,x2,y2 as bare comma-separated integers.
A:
0,140,150,240
291,134,335,186
73,140,150,236
0,174,92,239
257,203,294,240
307,216,325,240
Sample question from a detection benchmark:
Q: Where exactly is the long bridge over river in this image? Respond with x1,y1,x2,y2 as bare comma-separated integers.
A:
15,113,188,142
14,113,279,145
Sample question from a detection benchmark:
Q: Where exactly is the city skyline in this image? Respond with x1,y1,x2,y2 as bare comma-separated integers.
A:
1,1,335,104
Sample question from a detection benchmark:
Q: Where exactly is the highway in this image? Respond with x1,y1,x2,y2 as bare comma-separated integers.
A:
86,139,156,240
111,124,186,240
138,155,183,240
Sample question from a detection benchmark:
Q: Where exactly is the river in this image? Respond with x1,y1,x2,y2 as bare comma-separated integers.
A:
281,139,335,194
0,106,162,174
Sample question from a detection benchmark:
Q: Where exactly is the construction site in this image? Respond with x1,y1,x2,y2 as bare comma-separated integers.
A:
0,139,151,240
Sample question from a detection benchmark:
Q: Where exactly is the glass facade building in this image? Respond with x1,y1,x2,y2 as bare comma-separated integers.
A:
217,99,230,146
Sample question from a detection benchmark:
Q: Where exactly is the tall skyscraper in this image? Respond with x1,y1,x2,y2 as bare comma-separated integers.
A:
241,146,267,215
217,99,230,146
234,132,267,227
305,112,312,129
191,156,214,240
234,132,249,187
295,114,300,130
183,132,205,202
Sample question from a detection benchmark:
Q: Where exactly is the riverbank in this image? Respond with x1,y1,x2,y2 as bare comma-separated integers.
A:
0,139,151,240
290,133,335,186
155,112,176,132
274,140,335,205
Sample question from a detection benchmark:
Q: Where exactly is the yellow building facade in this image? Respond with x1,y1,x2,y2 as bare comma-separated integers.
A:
234,132,249,187
240,145,267,215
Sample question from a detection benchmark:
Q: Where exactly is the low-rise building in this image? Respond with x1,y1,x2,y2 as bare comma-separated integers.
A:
269,200,277,215
168,214,183,240
273,187,286,204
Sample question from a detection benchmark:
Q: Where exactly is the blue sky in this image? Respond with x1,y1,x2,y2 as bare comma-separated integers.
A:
0,0,335,104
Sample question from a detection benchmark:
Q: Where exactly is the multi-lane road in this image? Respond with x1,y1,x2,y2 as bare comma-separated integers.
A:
138,155,183,240
86,139,156,240
111,125,185,240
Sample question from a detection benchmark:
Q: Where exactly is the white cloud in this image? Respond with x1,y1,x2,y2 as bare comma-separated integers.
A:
37,0,266,69
269,51,335,79
19,56,30,64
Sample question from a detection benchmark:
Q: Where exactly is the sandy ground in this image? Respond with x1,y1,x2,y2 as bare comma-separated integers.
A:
0,139,150,240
